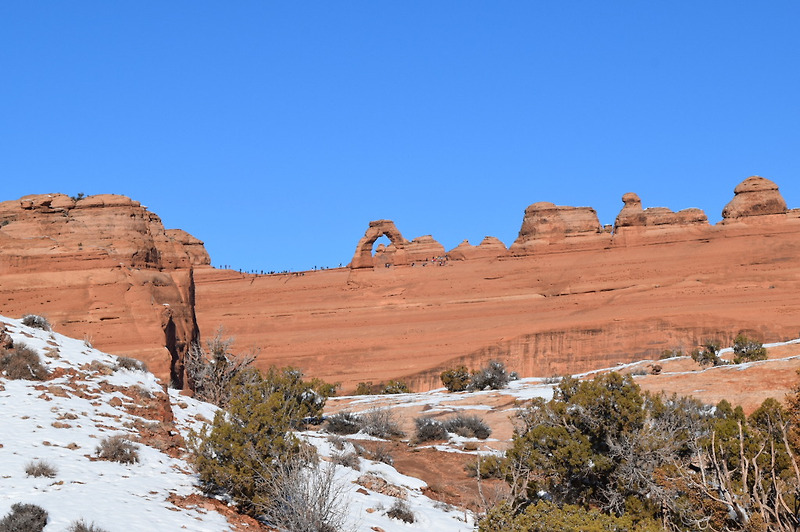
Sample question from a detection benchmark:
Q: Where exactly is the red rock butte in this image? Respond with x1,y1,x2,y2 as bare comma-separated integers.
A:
2,176,800,393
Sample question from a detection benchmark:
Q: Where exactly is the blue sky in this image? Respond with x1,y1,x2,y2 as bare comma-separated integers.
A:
2,2,798,272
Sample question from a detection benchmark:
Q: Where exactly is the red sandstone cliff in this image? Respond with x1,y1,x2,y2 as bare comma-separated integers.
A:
2,177,799,394
0,193,204,386
194,176,800,392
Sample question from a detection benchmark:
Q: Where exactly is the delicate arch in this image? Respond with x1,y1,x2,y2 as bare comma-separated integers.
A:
350,220,409,269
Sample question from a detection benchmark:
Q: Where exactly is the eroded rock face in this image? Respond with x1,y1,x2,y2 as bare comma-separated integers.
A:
614,192,708,229
510,202,605,254
0,193,205,386
448,237,509,260
166,229,211,266
405,235,446,262
722,176,788,219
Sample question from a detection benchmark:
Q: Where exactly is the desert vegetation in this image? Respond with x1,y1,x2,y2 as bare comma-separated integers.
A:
95,434,140,464
21,314,51,331
415,414,492,442
114,355,147,372
68,519,109,532
477,370,800,531
732,333,768,364
191,365,344,529
0,343,48,380
0,503,48,532
325,408,404,439
184,327,257,406
24,459,57,478
440,360,512,392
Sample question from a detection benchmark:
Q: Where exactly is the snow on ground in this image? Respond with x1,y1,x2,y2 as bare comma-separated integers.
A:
0,315,476,531
0,316,232,531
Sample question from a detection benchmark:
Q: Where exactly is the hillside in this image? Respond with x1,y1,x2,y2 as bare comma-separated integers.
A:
0,314,476,531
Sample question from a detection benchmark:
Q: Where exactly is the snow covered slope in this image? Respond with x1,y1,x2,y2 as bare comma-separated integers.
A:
0,315,475,531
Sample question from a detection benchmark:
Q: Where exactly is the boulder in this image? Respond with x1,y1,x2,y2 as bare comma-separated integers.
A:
722,176,788,219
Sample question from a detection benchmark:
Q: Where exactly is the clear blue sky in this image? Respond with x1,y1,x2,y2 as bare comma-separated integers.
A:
2,2,798,272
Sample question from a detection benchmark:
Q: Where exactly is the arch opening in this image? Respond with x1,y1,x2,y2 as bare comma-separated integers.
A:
350,220,409,269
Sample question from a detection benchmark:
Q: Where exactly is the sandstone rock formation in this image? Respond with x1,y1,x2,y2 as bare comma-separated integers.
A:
722,176,788,219
405,235,446,262
509,202,608,254
448,237,508,261
3,176,800,396
350,220,409,269
614,192,708,229
166,229,211,266
0,193,204,386
193,175,800,393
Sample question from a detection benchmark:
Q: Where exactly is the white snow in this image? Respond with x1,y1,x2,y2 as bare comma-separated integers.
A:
0,315,476,531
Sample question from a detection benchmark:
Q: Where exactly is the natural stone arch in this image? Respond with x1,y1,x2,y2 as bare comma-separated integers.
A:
350,219,409,269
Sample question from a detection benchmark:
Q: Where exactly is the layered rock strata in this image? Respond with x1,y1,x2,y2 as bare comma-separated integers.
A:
0,193,202,386
509,202,610,254
195,176,800,392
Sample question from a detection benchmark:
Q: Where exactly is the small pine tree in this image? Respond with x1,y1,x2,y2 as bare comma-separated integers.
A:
732,334,767,364
691,340,724,367
381,380,410,394
440,366,471,392
192,367,332,515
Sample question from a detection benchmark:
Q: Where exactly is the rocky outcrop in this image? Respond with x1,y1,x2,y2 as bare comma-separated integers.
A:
405,235,446,262
0,193,205,386
448,237,508,261
722,176,788,219
614,192,708,229
166,229,211,266
510,202,607,254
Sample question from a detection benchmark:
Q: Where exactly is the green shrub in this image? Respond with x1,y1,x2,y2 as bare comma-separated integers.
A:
0,503,49,532
691,340,724,367
440,366,471,392
21,314,51,331
0,343,48,380
360,408,404,439
95,435,140,464
24,459,57,478
732,334,767,364
659,349,683,360
465,453,505,479
478,500,661,532
191,367,330,515
415,417,448,442
68,519,109,532
325,411,361,435
469,360,510,391
444,414,491,439
386,499,415,523
380,380,410,394
114,356,147,372
354,382,374,395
